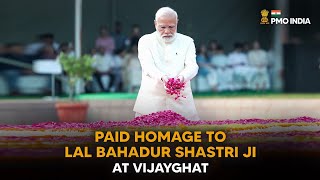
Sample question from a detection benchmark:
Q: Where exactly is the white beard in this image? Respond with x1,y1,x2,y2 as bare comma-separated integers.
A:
156,31,176,44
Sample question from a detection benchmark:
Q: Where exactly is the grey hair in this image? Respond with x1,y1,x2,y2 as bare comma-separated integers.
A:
154,7,178,21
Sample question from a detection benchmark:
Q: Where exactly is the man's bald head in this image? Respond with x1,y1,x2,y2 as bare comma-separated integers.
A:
155,7,178,22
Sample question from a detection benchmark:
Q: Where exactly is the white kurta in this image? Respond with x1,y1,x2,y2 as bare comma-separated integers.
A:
133,32,200,120
247,50,270,90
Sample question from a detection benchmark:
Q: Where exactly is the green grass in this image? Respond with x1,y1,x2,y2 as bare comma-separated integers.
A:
1,91,320,100
77,91,320,100
0,95,48,100
77,93,138,100
193,91,320,98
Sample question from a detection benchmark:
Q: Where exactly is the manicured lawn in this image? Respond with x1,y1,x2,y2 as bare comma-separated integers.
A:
77,91,320,100
1,91,320,100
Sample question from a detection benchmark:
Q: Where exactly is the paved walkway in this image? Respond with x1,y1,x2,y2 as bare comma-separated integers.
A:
1,98,320,124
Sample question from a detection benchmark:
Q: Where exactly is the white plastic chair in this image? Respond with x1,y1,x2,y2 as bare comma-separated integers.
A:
32,59,62,99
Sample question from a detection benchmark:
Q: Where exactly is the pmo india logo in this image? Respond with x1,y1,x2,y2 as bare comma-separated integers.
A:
260,9,311,25
260,9,269,24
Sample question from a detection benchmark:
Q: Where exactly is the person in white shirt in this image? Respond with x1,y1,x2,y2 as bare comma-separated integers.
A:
110,48,125,92
210,45,233,91
247,40,270,90
126,45,142,92
228,42,251,90
133,7,200,120
91,46,114,92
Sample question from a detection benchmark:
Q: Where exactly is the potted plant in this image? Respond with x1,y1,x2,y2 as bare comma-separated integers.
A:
55,53,96,123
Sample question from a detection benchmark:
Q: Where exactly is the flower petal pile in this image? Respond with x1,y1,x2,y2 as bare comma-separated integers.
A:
0,110,320,157
165,78,186,100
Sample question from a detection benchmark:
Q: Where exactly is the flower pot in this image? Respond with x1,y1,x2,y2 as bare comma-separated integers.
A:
55,102,89,123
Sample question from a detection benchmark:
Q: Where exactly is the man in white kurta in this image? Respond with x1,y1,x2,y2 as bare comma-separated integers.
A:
247,41,270,90
133,7,200,120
